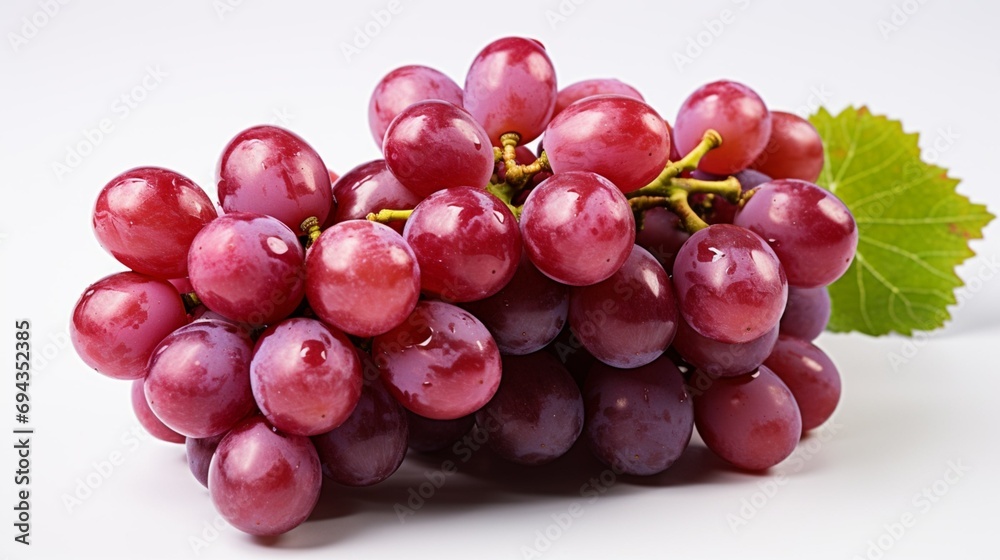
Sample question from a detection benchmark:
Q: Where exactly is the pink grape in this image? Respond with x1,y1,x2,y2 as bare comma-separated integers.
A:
145,320,256,438
250,318,363,436
693,366,802,471
553,78,643,118
326,159,421,232
751,111,825,183
187,213,305,326
780,286,831,341
369,65,464,147
672,224,787,344
520,171,635,286
373,301,501,420
764,335,842,431
476,352,583,466
461,251,569,355
463,36,557,145
674,80,771,175
403,187,521,302
70,272,188,380
93,167,217,279
383,100,494,198
569,245,679,368
734,179,858,288
130,379,184,444
584,355,694,476
544,95,671,193
209,416,321,536
306,220,420,337
217,125,332,231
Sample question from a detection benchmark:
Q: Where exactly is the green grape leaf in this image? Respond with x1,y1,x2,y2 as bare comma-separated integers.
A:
809,106,993,336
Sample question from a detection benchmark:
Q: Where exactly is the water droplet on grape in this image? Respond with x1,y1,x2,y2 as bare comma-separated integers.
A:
266,236,288,255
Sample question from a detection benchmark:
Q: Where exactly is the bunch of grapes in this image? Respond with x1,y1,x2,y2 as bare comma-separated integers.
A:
70,36,856,536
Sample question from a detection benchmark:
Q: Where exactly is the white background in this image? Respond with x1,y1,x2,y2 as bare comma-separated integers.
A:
2,0,999,559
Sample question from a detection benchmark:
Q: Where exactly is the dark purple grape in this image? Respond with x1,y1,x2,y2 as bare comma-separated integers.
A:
186,433,225,487
312,363,409,486
475,352,583,466
584,355,694,476
461,251,569,355
569,245,678,368
406,411,475,453
635,207,690,271
672,318,778,378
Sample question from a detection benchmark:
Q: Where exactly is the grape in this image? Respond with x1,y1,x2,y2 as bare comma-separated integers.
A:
70,272,188,380
463,36,557,145
130,379,184,444
403,187,521,302
93,167,217,279
635,207,690,272
672,318,778,378
475,352,583,466
674,80,771,175
312,364,409,486
691,168,771,225
569,245,678,368
186,433,225,487
734,179,858,288
544,95,671,193
306,220,420,337
187,212,305,325
209,416,321,536
780,286,831,341
553,78,643,118
373,301,501,420
145,320,256,438
383,100,494,198
583,355,694,476
672,224,787,343
250,318,363,436
369,65,464,147
520,171,635,286
461,251,569,355
693,366,801,470
406,411,475,453
751,111,825,183
217,125,332,230
763,335,841,431
326,159,421,232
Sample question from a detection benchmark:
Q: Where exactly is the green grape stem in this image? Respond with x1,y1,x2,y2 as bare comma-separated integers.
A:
299,216,323,247
366,208,414,224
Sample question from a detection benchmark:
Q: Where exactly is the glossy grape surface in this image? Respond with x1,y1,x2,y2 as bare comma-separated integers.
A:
764,335,841,431
327,159,421,232
209,416,321,536
306,220,420,336
553,78,643,118
751,111,825,182
520,171,635,286
250,318,363,436
404,187,520,302
94,167,217,279
780,286,831,341
217,125,332,230
131,379,184,444
70,272,188,380
464,36,557,144
544,95,670,193
187,213,305,325
674,80,771,175
383,100,494,198
373,301,501,420
672,224,787,343
734,179,858,288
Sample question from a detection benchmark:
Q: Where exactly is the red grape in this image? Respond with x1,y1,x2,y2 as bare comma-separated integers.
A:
553,78,643,118
674,80,771,175
763,335,842,431
130,379,184,444
326,159,421,232
369,65,464,148
751,111,825,182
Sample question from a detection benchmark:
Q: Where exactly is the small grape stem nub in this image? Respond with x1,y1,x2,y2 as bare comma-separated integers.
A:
664,187,709,233
366,208,414,225
300,216,322,247
180,291,202,314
